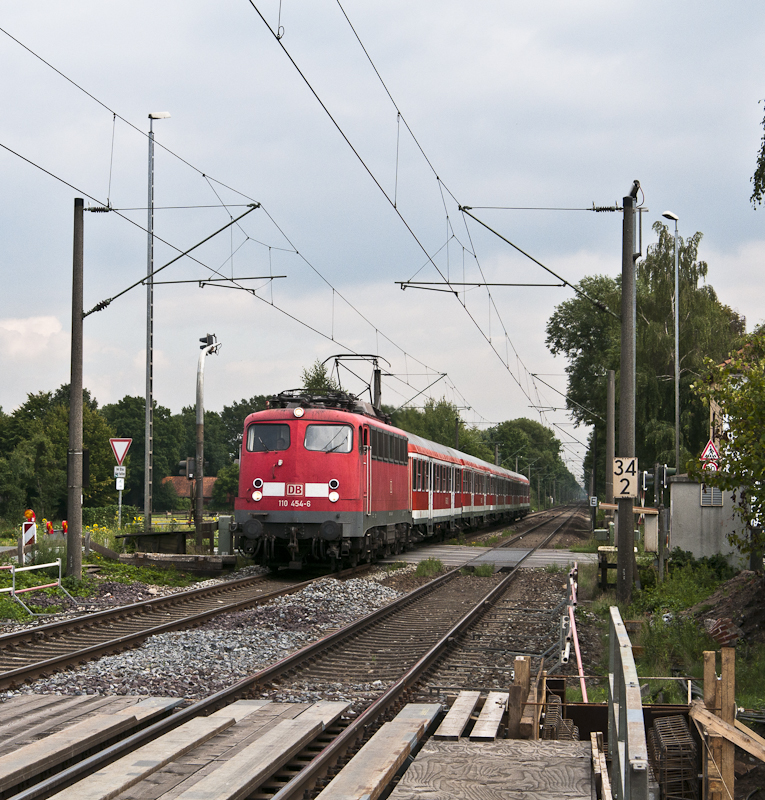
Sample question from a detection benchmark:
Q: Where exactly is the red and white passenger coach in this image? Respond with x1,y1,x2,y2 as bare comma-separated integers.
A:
233,392,530,568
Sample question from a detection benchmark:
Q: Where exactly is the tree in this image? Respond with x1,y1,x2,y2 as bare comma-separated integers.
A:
100,396,184,508
692,332,765,566
751,100,765,207
220,395,268,459
0,386,117,520
212,462,239,510
390,398,493,462
178,406,230,477
301,360,339,393
546,223,744,491
483,418,581,507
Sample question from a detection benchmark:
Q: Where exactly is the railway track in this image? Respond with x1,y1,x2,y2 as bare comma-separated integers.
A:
0,568,369,690
3,506,586,800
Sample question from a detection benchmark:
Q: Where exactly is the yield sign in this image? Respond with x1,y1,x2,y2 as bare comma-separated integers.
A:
700,440,720,461
110,438,132,466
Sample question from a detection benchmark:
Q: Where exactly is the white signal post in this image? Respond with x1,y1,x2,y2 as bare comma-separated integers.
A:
110,438,132,529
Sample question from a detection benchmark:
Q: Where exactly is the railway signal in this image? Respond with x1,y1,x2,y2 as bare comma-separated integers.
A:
179,457,195,479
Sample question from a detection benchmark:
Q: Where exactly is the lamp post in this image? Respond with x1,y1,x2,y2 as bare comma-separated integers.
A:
662,211,680,473
144,111,170,534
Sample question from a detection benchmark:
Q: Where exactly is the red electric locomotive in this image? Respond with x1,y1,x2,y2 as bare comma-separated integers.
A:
233,391,529,568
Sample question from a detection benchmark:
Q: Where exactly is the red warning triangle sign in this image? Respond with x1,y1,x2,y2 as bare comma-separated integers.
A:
110,438,132,466
700,440,720,461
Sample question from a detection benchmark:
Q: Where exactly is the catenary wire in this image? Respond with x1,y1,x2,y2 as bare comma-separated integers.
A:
2,24,583,471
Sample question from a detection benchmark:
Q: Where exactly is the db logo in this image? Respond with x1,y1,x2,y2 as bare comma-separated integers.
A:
287,484,304,496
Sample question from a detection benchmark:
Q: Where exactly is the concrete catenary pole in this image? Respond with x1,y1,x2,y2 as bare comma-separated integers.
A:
618,189,638,604
67,198,84,580
606,369,615,505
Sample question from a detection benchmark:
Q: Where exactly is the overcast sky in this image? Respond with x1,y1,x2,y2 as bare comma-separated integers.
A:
2,1,764,479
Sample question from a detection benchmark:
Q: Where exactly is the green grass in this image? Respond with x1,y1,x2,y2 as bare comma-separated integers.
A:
565,681,609,703
569,538,600,553
580,550,765,710
544,562,565,574
734,642,765,710
383,561,408,573
472,563,495,577
84,555,196,587
415,558,445,577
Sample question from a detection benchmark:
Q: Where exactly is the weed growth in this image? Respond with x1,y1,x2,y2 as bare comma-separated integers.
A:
472,563,495,577
415,558,445,577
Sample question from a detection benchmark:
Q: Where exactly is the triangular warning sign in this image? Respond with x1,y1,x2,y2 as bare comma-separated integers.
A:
700,440,720,461
110,438,132,466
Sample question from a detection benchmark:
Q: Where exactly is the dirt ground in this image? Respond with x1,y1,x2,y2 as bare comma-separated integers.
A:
688,569,765,645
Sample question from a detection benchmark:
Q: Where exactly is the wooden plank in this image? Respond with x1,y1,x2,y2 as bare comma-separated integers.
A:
736,719,765,751
0,696,99,750
0,712,138,791
434,691,481,740
703,650,717,710
173,717,323,800
387,739,593,800
315,725,418,800
316,704,439,800
118,697,186,721
46,716,236,800
506,685,525,739
520,687,536,740
145,704,316,800
0,696,175,756
690,701,765,762
291,700,349,729
721,647,736,797
469,692,508,741
390,703,441,728
514,656,530,696
208,700,272,722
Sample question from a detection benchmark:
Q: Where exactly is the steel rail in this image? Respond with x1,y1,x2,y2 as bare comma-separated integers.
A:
268,513,576,800
0,567,369,689
4,566,463,800
0,572,285,647
7,509,580,800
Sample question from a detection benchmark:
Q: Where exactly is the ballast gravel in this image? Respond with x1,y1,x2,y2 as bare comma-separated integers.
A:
3,576,402,701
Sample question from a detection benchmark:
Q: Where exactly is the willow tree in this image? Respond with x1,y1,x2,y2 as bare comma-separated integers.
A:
546,222,744,491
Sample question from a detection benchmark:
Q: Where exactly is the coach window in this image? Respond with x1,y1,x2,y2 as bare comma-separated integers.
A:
246,423,290,452
304,424,353,453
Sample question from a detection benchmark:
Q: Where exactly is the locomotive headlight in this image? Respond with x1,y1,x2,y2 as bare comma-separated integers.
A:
252,478,263,489
293,407,305,417
252,490,263,502
328,491,339,503
328,479,339,490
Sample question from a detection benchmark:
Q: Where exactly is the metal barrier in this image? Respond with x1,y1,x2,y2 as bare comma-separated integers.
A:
608,606,657,800
0,559,76,615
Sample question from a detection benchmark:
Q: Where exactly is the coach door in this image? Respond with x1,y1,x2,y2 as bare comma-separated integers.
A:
362,425,371,515
428,460,433,517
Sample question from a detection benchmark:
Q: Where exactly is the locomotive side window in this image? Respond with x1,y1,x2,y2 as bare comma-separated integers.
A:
246,423,290,452
304,424,353,453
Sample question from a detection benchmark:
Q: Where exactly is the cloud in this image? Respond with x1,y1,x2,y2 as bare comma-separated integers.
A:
0,316,69,411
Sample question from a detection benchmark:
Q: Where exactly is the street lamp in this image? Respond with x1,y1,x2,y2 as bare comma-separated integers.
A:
145,111,170,533
662,210,680,474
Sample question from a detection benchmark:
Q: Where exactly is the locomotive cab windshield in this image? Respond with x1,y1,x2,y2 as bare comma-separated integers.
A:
304,424,353,453
246,423,290,452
